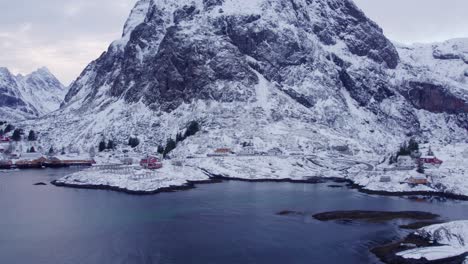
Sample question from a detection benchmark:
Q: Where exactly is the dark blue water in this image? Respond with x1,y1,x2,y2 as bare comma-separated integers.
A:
2,169,468,264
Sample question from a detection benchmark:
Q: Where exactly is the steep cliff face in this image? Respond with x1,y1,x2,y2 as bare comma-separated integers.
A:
0,67,66,121
395,39,468,132
404,82,468,114
64,0,399,111
28,0,466,155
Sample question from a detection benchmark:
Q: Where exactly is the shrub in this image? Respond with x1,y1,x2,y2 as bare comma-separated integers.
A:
12,129,21,141
128,137,140,148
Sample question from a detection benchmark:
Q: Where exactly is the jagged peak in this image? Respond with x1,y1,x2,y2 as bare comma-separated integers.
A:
122,0,151,38
27,67,54,77
0,67,13,76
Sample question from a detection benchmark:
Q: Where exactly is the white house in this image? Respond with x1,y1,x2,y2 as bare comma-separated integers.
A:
268,148,283,156
237,146,256,156
397,156,415,168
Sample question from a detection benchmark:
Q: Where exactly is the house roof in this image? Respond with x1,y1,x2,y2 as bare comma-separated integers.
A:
20,153,44,160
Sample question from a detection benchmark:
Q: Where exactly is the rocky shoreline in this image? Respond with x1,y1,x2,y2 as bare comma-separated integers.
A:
277,209,468,263
51,178,223,195
52,171,468,202
372,234,468,264
211,173,468,201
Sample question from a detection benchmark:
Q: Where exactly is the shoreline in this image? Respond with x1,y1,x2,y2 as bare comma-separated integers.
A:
51,178,224,195
372,233,468,264
51,173,468,201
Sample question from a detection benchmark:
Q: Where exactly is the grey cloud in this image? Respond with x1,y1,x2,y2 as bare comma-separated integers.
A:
354,0,468,44
0,0,137,84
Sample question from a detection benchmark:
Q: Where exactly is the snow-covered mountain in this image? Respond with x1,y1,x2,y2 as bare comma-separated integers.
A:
0,67,66,121
25,0,467,157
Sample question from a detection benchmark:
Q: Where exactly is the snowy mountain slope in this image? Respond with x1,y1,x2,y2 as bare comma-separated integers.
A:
393,39,468,133
0,67,66,121
395,39,468,96
16,67,67,114
23,0,467,158
0,67,36,120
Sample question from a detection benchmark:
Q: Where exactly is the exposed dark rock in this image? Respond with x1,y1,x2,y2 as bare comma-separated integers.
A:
203,0,224,10
433,49,461,60
313,0,399,68
339,69,395,107
399,221,445,230
313,211,439,222
277,210,306,216
281,88,315,108
173,4,199,24
34,182,47,186
372,233,467,264
404,82,468,114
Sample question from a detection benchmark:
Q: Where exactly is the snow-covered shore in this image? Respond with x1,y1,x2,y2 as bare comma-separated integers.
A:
397,221,468,262
53,144,468,198
53,156,329,193
53,164,210,194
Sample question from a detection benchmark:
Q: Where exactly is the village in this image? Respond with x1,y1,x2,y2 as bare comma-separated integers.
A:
2,118,467,196
2,121,465,198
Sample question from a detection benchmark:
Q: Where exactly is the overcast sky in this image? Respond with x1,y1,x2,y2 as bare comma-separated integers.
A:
1,0,467,85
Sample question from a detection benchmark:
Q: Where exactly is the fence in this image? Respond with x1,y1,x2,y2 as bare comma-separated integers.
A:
78,164,160,180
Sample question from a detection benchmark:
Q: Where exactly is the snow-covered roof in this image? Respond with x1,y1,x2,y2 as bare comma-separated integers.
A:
20,153,44,160
410,175,427,180
398,156,413,160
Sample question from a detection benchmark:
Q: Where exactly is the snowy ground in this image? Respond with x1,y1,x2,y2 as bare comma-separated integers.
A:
54,142,468,197
397,221,468,261
54,155,348,193
54,163,209,193
351,143,468,196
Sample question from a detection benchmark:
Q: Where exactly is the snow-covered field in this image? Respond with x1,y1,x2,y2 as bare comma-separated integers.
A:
398,221,468,261
54,163,209,193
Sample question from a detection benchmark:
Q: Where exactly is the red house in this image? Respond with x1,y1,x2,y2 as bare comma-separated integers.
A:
419,156,443,166
0,136,10,142
140,156,163,170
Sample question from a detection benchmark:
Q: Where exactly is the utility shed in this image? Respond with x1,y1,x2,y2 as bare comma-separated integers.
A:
408,175,429,185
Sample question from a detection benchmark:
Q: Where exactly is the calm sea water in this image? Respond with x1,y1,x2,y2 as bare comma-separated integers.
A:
1,169,468,264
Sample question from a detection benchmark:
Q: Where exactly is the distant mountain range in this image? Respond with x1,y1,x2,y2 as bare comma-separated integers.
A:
0,67,66,121
18,0,468,156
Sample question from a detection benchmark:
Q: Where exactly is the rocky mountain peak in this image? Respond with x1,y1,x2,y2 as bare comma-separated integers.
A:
0,67,66,120
32,0,466,156
64,0,399,112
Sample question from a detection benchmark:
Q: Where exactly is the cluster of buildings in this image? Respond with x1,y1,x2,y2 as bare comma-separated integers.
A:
0,150,96,170
207,147,285,157
382,147,445,185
